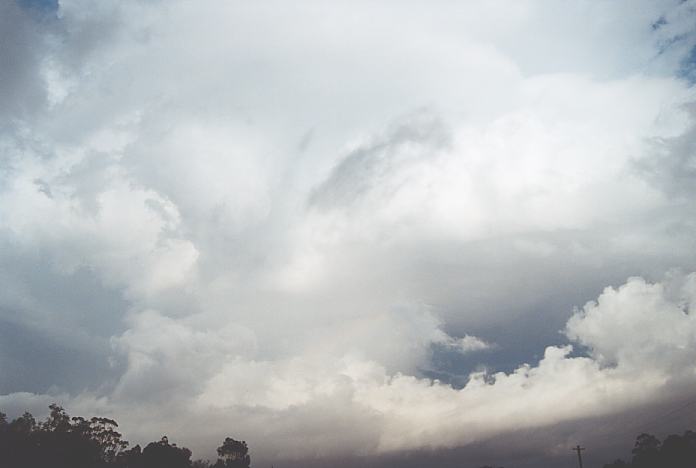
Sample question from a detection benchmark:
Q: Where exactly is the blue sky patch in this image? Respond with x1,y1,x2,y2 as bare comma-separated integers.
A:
17,0,58,14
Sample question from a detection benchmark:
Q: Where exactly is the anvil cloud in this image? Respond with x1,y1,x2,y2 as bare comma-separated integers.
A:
1,0,696,465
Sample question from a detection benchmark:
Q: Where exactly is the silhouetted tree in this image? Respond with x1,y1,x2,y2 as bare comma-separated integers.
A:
632,433,662,468
117,444,143,468
192,459,213,468
140,436,193,468
0,405,251,468
603,430,696,468
660,430,696,468
215,437,251,468
10,411,36,434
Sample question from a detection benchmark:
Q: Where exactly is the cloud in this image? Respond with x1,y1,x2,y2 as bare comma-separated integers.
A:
0,2,48,123
435,333,494,354
1,0,696,465
308,111,451,211
634,104,696,199
566,272,696,373
7,272,696,461
0,152,199,298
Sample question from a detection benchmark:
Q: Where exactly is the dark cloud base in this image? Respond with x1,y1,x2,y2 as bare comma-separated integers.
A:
266,399,696,468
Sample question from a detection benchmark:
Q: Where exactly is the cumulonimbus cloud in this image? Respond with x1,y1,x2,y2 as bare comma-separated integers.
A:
1,0,696,464
3,272,695,460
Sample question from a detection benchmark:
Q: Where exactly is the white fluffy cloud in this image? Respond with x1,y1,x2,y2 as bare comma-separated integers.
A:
0,150,198,298
2,0,696,464
7,272,692,460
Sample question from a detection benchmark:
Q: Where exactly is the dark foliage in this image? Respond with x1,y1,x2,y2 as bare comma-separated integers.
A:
603,430,696,468
0,405,251,468
214,437,251,468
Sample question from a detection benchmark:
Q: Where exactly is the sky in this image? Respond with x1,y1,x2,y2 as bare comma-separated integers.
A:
1,0,696,466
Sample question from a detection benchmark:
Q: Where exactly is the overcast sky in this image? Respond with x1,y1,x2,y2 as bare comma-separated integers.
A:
2,0,696,466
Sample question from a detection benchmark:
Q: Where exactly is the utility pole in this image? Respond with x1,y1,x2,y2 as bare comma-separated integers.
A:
572,445,585,468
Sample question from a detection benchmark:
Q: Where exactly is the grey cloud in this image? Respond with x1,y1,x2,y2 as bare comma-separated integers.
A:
297,128,315,153
0,1,48,125
308,111,450,210
634,105,696,198
0,319,124,395
262,398,696,468
32,178,53,198
0,246,128,394
1,1,696,465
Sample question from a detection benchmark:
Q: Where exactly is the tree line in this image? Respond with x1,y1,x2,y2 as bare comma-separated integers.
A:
0,404,251,468
603,430,696,468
